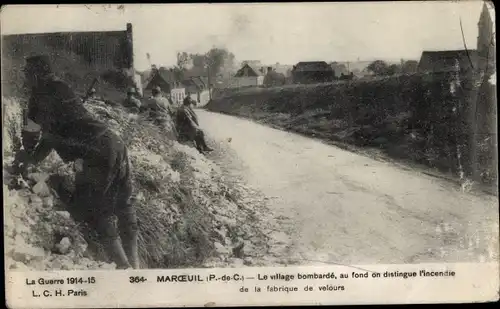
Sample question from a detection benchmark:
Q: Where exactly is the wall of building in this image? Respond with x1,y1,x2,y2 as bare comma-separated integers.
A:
171,88,187,105
2,25,133,71
229,76,264,88
1,24,134,96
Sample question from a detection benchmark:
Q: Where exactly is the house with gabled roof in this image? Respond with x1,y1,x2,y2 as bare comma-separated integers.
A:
144,67,187,104
417,50,478,74
291,61,334,84
230,63,265,88
477,2,495,74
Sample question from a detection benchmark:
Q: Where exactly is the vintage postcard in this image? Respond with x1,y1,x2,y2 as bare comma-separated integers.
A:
2,2,498,308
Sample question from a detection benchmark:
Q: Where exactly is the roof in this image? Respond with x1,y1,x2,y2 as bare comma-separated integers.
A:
479,2,494,26
157,69,178,84
418,50,478,72
145,69,184,89
182,78,198,88
234,63,264,77
190,76,206,89
293,61,332,72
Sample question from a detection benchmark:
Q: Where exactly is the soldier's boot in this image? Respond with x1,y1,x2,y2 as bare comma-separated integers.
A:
121,230,140,269
96,216,131,269
197,131,213,152
118,207,140,269
107,238,132,269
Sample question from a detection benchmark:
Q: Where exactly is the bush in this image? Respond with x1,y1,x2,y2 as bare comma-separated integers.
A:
206,72,497,187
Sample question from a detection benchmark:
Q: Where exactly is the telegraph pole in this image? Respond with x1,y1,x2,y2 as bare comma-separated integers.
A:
205,56,212,101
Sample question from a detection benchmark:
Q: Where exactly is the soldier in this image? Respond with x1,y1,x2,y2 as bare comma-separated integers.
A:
176,96,213,153
123,87,142,113
20,55,140,269
144,86,177,138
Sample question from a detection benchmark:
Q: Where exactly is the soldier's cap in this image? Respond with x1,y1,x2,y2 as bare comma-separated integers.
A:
25,55,53,74
127,87,136,94
153,86,162,92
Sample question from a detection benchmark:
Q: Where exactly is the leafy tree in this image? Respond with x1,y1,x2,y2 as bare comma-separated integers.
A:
367,60,390,76
401,60,419,74
174,47,237,83
386,64,401,75
176,52,191,69
205,47,236,79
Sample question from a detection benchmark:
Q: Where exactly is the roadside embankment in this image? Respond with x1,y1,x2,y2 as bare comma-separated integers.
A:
206,73,497,193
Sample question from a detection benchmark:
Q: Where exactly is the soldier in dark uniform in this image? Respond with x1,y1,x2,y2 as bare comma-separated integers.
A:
21,55,140,269
123,88,142,113
176,96,213,153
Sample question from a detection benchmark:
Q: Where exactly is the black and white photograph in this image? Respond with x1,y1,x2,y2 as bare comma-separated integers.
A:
2,2,498,306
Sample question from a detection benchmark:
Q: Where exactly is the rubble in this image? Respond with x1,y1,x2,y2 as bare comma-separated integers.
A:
3,94,286,270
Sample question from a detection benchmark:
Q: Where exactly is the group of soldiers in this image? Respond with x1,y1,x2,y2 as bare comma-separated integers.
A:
122,85,213,154
15,54,212,270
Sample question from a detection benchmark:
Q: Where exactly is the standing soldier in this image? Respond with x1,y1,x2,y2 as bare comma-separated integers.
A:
20,55,140,269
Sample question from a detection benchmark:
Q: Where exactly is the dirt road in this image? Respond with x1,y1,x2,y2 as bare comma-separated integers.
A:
198,109,499,266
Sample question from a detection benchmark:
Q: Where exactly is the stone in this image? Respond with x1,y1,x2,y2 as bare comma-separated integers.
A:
10,261,29,271
27,172,50,184
11,243,45,263
243,257,253,266
55,211,71,221
76,242,88,255
56,237,72,254
227,258,244,267
29,195,43,205
43,196,54,208
214,242,230,256
32,181,51,197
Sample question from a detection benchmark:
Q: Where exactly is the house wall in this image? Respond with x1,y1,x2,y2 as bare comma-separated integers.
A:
189,90,211,106
1,24,135,97
229,76,263,88
292,71,334,84
2,25,132,71
171,88,186,105
145,74,171,94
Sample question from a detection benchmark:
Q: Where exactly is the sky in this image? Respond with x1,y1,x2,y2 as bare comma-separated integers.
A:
1,2,493,71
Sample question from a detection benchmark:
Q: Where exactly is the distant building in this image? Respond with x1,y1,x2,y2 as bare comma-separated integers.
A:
144,68,186,104
477,2,495,74
183,76,210,104
417,50,478,74
1,23,135,96
241,60,262,68
231,63,265,88
263,67,286,87
291,61,334,84
330,62,349,78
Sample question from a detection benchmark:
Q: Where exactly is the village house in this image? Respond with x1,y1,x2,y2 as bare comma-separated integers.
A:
181,76,211,104
291,61,335,84
476,2,495,74
417,50,478,74
330,62,349,78
230,63,265,88
263,67,286,87
144,68,186,104
1,23,136,97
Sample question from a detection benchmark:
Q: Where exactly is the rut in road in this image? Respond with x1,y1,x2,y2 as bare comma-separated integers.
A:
198,109,499,266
